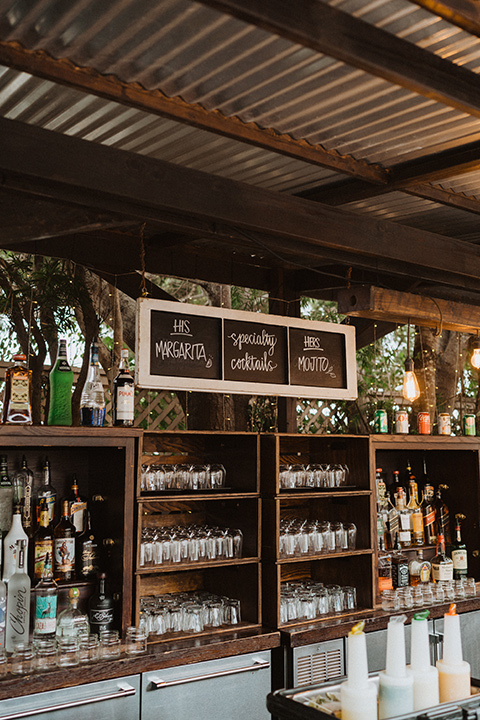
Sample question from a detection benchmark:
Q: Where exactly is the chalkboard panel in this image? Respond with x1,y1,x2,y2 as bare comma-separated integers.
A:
150,310,222,380
137,299,357,400
223,319,287,384
289,327,346,388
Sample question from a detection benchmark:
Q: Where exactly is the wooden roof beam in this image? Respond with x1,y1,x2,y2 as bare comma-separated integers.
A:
196,0,480,118
408,0,480,38
2,117,480,292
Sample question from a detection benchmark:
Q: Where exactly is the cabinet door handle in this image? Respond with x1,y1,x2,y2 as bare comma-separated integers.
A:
0,682,137,719
150,659,270,689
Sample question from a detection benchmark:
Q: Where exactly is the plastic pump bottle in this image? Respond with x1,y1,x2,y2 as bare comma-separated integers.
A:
436,603,471,703
409,610,439,710
340,621,377,720
379,614,414,719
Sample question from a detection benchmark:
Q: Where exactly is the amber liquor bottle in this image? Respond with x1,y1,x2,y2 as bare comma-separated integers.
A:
54,500,76,582
422,480,437,545
391,534,410,588
2,353,32,425
431,533,453,582
33,499,54,582
434,484,451,545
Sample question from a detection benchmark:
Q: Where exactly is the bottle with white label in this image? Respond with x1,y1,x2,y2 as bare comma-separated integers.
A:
54,500,76,582
5,539,30,652
395,488,412,548
113,348,135,427
451,514,468,579
431,533,453,582
33,552,58,643
3,504,28,584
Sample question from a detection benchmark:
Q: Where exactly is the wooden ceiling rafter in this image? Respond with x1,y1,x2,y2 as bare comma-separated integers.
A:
408,0,480,38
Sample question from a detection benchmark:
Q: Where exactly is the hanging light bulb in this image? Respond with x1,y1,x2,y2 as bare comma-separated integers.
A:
403,356,421,402
470,333,480,370
403,320,421,403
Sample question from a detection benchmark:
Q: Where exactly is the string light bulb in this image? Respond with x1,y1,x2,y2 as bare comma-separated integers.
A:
403,320,421,403
470,333,480,370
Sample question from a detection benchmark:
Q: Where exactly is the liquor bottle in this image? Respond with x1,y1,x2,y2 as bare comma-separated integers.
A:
36,457,56,526
88,572,115,634
33,499,54,582
56,586,89,639
80,338,105,427
404,460,416,490
0,455,13,537
378,536,393,593
408,549,431,586
434,484,451,545
5,539,30,652
54,500,76,582
76,510,101,579
376,477,388,549
113,348,135,427
66,475,86,534
391,534,410,588
395,488,412,548
33,552,58,643
450,513,468,579
47,338,74,426
407,479,425,546
431,533,453,582
14,456,34,536
375,468,385,495
2,353,33,425
3,504,28,584
391,469,405,504
422,481,436,545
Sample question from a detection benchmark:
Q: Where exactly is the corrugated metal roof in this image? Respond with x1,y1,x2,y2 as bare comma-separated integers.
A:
1,0,480,239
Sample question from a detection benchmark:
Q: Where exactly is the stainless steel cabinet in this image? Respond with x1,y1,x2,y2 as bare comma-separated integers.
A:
0,675,140,720
142,651,271,720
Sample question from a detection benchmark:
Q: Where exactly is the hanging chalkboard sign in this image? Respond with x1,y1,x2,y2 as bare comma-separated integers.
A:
136,299,357,400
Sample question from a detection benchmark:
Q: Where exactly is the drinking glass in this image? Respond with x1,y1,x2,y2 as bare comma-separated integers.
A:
209,464,226,489
34,638,57,670
56,637,80,667
464,577,476,597
99,630,121,658
279,464,291,489
345,523,357,550
11,643,35,675
79,634,100,663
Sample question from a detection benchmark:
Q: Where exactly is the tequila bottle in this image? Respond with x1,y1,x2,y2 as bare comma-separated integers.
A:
47,338,74,426
56,587,89,639
2,353,32,425
66,475,86,534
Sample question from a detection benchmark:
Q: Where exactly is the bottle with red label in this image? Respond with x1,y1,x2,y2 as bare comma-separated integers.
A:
113,348,135,427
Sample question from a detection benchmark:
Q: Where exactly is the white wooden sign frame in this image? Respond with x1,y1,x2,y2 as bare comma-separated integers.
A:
136,298,357,400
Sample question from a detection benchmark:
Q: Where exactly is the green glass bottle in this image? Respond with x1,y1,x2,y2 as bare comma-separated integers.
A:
47,339,74,426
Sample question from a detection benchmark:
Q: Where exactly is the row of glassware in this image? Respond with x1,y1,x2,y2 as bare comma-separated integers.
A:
279,463,350,489
280,581,357,624
381,578,477,612
3,628,147,676
279,519,357,557
139,524,244,566
139,592,241,636
141,463,227,492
